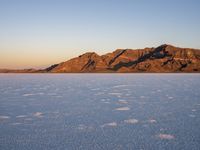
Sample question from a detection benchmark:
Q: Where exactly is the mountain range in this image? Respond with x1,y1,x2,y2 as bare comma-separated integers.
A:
1,44,200,73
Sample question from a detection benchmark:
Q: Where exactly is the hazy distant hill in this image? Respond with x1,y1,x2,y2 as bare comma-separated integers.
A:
1,44,200,73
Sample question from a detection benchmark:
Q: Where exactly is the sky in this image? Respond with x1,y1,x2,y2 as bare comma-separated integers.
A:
0,0,200,69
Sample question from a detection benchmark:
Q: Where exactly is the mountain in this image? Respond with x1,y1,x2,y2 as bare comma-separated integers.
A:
45,44,200,73
1,44,200,73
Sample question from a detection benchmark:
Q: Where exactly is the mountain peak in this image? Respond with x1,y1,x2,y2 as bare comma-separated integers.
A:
79,52,98,56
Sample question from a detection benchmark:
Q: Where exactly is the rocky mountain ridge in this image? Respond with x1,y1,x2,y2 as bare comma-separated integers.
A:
1,44,200,73
47,44,200,73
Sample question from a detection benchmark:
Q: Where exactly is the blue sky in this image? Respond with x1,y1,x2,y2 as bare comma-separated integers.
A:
0,0,200,69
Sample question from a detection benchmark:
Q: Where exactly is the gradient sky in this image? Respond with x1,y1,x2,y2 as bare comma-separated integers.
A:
0,0,200,69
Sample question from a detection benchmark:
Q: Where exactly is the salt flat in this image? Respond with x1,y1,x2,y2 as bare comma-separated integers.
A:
0,74,200,150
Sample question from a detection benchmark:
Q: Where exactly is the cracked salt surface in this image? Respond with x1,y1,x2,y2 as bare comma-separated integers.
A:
0,74,200,150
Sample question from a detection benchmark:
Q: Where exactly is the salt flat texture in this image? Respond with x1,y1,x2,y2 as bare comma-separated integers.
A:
0,74,200,150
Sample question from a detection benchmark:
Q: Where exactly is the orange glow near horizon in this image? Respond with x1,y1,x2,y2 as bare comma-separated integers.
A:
1,1,200,69
0,48,74,69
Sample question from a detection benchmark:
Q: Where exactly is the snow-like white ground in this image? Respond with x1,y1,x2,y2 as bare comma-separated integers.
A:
0,74,200,150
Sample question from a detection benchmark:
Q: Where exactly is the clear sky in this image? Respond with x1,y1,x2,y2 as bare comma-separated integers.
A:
0,0,200,69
